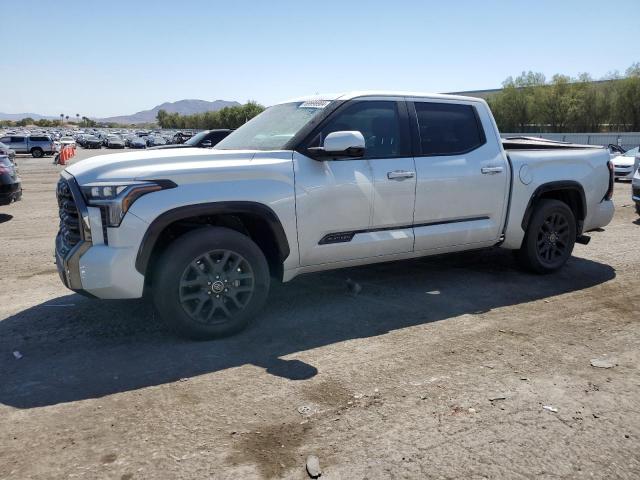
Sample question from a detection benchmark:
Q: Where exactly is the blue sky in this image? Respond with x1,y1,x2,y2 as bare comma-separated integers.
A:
1,0,638,117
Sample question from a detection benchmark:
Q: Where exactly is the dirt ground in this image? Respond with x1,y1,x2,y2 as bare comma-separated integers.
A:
1,149,639,479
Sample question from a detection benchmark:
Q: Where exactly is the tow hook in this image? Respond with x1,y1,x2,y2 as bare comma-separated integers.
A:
576,235,591,245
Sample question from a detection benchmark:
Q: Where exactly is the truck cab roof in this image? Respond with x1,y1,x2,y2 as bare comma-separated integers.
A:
283,91,486,104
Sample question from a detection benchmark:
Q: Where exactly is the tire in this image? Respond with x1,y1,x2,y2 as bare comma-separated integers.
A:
517,199,576,274
635,203,640,216
31,148,43,158
153,227,270,339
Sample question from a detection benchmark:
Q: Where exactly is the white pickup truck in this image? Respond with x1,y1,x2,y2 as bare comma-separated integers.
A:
55,92,615,338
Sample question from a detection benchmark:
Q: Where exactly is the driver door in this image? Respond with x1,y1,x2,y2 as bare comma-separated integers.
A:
294,99,415,266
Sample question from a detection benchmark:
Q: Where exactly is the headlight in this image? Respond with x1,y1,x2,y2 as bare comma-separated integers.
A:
81,180,176,227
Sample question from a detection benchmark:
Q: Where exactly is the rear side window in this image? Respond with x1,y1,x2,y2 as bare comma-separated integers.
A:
0,137,10,143
10,136,25,142
414,102,485,156
29,136,50,142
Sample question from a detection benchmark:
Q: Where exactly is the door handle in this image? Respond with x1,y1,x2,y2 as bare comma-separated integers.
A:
481,166,504,174
387,170,415,180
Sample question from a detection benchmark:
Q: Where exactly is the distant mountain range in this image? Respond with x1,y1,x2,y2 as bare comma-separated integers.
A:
96,99,240,124
0,112,60,121
0,99,241,124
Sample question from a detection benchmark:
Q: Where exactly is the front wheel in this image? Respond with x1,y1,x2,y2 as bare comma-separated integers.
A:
517,199,576,274
31,148,43,158
153,227,270,339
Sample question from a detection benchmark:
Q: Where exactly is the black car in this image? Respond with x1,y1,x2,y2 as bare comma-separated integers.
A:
151,129,232,150
0,155,22,205
145,135,167,147
82,135,103,149
130,137,147,149
0,141,16,163
172,131,193,144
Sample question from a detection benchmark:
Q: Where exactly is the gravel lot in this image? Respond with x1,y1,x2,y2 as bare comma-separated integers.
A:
1,149,639,479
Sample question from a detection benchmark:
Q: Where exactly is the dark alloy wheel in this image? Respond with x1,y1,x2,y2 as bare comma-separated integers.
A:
178,250,256,325
535,211,570,267
154,227,270,339
518,199,576,273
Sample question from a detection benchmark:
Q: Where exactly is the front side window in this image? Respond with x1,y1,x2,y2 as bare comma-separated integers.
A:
414,102,485,156
215,101,330,151
309,101,406,159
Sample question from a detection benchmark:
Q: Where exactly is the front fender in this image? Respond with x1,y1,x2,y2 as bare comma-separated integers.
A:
134,201,291,276
128,151,299,272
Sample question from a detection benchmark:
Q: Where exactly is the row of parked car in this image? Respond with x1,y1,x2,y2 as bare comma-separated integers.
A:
0,128,234,158
75,129,233,150
0,128,235,205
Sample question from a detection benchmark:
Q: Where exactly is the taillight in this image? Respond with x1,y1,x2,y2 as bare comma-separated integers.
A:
605,160,614,201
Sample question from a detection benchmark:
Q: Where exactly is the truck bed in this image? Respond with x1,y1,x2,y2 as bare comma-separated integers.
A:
502,136,602,151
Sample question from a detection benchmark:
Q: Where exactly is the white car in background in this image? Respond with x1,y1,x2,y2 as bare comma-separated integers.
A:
59,136,76,147
612,146,639,181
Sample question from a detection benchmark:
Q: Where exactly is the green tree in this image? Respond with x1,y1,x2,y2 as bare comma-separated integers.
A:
16,117,35,127
612,74,640,131
156,102,265,130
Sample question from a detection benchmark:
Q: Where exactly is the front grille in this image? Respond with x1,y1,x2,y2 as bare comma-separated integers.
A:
56,177,81,255
99,206,109,244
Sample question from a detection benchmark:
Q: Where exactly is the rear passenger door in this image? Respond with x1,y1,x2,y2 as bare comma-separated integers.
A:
409,100,509,252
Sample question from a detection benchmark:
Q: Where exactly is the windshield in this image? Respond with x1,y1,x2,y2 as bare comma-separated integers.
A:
624,146,639,157
215,101,331,151
185,131,208,146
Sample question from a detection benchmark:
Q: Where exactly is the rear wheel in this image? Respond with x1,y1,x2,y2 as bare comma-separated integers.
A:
153,227,270,339
518,199,576,273
31,148,43,158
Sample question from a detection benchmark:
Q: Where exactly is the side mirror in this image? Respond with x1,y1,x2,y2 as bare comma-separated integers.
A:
200,140,212,148
308,131,365,158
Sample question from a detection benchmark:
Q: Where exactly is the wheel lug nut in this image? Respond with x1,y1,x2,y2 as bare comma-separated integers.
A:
224,288,228,292
216,294,220,298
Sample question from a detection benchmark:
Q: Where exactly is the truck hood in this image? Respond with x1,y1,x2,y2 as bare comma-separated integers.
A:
65,147,291,185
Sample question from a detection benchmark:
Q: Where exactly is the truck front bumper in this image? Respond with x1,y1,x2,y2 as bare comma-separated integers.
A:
55,172,146,299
